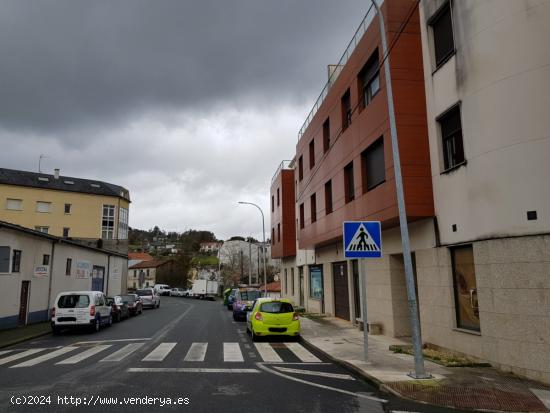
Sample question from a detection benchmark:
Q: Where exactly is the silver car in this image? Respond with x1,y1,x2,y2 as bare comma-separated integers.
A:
136,288,160,309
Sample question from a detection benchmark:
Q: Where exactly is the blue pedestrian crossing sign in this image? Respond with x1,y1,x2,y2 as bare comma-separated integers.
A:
343,221,382,258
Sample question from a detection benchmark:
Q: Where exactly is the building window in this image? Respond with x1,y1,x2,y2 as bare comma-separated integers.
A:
325,180,333,214
35,226,49,234
341,89,352,130
362,137,386,192
284,269,288,295
291,267,295,295
64,203,72,214
66,258,72,276
323,118,330,153
298,156,303,181
0,247,9,272
429,1,455,68
277,223,281,242
309,265,323,300
299,203,305,229
277,188,280,206
438,104,465,171
43,254,50,266
36,201,51,213
272,228,275,243
12,250,21,273
359,50,380,108
6,199,22,211
309,139,315,169
118,207,129,240
271,195,274,212
451,245,480,331
102,205,116,239
146,269,150,277
310,193,317,223
344,161,355,203
63,227,70,238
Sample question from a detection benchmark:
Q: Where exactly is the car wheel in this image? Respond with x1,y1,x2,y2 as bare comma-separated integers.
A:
139,307,143,315
251,328,259,342
107,315,113,327
157,302,160,308
92,317,100,333
114,313,120,323
232,313,237,321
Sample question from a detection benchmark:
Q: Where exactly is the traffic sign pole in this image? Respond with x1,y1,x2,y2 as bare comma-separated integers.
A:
359,258,369,361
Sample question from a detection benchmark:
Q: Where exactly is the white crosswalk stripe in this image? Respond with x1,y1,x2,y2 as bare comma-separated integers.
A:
11,346,78,368
254,343,282,362
284,343,321,363
0,350,13,357
184,343,208,362
56,345,112,365
100,343,145,362
223,343,243,362
142,343,176,362
0,348,46,366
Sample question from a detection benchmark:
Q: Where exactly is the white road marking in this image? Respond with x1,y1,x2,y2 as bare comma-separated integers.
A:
254,343,283,362
100,343,144,362
273,366,355,380
0,350,12,357
11,346,78,368
127,367,260,373
56,345,112,365
142,343,177,362
73,338,150,345
257,363,387,403
531,388,550,409
184,343,208,362
0,349,46,366
223,343,244,362
285,342,322,362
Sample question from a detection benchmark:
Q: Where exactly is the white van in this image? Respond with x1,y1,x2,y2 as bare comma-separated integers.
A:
51,291,112,334
153,284,171,296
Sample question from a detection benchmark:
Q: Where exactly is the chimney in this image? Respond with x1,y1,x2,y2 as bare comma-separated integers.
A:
54,169,60,179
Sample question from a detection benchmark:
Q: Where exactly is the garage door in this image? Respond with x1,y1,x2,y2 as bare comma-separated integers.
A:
333,262,350,321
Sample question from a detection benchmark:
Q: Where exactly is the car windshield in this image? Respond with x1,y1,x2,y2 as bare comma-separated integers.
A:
240,291,261,301
136,289,152,296
58,294,90,308
260,302,294,313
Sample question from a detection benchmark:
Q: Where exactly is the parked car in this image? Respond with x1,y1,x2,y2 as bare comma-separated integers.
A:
226,288,238,310
232,288,261,321
246,297,300,341
51,291,112,334
120,294,143,316
136,288,160,308
183,289,194,298
153,284,172,296
107,295,129,322
170,287,186,297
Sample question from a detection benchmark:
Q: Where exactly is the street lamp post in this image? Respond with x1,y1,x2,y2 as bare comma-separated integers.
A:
370,0,428,379
238,201,267,296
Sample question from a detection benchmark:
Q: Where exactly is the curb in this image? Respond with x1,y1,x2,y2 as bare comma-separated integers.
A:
0,330,51,350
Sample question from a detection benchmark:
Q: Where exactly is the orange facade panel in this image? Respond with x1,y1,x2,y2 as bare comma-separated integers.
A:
295,0,434,250
270,169,296,258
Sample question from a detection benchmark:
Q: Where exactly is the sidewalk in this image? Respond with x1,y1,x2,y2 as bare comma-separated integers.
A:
300,316,550,412
0,322,51,349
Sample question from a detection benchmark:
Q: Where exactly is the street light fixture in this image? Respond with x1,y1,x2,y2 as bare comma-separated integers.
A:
237,201,268,296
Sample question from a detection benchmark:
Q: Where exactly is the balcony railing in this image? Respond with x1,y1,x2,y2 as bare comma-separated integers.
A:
271,160,294,184
297,1,379,140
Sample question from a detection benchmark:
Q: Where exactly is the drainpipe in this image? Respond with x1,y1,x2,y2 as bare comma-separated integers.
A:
106,255,111,295
46,240,56,320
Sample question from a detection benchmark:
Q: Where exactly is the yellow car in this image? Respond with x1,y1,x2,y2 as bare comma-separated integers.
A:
246,297,300,341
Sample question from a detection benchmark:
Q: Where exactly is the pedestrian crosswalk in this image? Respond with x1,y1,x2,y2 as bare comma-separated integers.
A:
0,341,322,369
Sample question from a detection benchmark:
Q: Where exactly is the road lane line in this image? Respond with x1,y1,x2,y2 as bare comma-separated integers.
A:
100,343,145,362
284,343,322,362
223,343,244,362
127,368,260,373
11,346,78,368
257,363,387,403
254,343,283,362
56,345,112,365
142,343,177,362
0,349,46,366
273,366,355,380
184,343,208,362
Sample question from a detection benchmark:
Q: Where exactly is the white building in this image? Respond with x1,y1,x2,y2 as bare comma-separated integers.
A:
0,221,128,329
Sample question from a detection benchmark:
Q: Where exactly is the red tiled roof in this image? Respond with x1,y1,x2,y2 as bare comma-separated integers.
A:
259,281,281,292
128,259,172,270
128,252,153,261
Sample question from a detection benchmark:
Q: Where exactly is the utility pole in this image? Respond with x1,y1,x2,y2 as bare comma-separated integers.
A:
248,238,252,285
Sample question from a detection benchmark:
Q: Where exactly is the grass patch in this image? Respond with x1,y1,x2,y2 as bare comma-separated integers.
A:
191,255,219,266
389,344,491,367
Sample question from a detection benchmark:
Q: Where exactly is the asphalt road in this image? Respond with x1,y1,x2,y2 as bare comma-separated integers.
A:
0,297,463,413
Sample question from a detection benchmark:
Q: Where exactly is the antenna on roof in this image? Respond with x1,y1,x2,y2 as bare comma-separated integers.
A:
38,154,48,173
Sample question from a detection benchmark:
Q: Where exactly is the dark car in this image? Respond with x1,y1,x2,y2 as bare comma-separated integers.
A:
121,293,143,316
106,296,129,322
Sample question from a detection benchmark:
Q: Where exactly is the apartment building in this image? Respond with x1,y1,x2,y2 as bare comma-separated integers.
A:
272,0,549,384
0,168,130,253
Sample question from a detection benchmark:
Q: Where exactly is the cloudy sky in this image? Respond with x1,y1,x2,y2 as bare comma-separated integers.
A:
0,0,368,240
